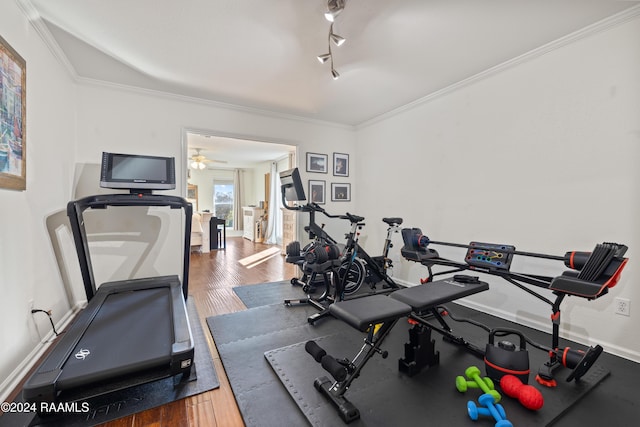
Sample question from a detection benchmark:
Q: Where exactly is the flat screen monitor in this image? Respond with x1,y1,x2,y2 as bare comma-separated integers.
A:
100,152,176,192
279,167,306,202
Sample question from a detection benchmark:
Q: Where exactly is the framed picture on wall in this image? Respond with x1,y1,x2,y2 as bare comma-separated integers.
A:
333,152,349,177
331,183,350,202
0,35,26,191
306,152,328,173
187,184,198,211
309,180,326,204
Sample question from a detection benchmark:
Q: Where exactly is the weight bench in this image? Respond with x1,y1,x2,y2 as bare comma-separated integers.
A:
306,276,488,423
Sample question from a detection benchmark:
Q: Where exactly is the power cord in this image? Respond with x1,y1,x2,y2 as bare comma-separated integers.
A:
31,309,63,336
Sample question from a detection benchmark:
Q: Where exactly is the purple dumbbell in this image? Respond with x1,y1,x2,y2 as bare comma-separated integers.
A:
467,393,513,427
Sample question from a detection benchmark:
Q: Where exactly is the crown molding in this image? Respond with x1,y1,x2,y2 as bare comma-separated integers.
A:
16,0,79,80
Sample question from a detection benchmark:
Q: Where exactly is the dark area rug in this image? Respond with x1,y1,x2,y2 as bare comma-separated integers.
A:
232,280,303,308
2,298,218,427
212,281,639,427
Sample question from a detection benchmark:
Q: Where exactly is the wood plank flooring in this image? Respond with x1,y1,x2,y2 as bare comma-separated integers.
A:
101,237,297,427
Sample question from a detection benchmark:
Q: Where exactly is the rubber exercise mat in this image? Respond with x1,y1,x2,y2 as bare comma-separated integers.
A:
265,320,609,426
207,302,354,426
2,298,219,427
208,289,638,427
232,280,304,308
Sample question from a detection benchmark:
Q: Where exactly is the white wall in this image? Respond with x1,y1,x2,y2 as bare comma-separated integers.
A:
73,83,359,247
355,16,640,361
0,0,77,399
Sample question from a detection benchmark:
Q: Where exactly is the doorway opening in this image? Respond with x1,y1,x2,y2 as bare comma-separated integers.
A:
182,129,298,253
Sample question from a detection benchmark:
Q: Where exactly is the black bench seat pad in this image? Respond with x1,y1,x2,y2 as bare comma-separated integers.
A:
329,295,412,331
390,278,489,312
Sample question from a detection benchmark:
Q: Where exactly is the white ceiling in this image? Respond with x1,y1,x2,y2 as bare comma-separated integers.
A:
22,0,638,167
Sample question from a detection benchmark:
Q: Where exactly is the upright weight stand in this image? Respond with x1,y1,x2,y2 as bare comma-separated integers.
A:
400,227,629,386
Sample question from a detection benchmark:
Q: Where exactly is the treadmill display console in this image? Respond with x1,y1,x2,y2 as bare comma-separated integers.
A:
100,152,176,192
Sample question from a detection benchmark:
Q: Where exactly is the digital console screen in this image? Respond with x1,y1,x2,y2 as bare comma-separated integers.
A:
110,155,167,181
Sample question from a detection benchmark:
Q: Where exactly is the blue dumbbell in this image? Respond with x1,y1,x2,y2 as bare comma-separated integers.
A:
467,393,513,427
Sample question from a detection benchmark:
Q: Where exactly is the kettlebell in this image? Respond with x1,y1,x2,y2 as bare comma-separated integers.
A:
484,328,530,384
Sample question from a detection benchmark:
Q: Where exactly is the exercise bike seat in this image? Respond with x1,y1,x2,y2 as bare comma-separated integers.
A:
382,217,403,226
329,295,411,332
342,212,365,224
390,277,489,313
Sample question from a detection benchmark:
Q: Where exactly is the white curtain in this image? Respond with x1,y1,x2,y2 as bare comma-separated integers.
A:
265,162,283,244
233,169,243,231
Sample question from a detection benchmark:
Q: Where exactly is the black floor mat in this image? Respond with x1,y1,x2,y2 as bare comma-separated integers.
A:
265,323,608,426
212,281,640,427
233,280,303,308
2,297,218,427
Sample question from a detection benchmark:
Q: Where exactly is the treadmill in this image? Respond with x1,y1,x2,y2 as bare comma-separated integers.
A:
23,153,195,406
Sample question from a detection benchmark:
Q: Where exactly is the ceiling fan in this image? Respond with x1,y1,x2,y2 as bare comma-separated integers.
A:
190,148,227,169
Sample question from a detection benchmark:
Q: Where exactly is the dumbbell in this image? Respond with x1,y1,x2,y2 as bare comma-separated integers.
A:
467,393,513,427
304,243,340,264
456,375,495,393
458,366,501,403
500,374,544,411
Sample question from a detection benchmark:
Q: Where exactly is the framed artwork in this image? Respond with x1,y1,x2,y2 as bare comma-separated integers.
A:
309,180,326,204
333,152,349,177
331,183,351,202
0,35,26,191
187,184,198,210
306,152,328,173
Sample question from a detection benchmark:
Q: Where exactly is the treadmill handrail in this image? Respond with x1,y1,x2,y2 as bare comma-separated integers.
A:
67,193,193,300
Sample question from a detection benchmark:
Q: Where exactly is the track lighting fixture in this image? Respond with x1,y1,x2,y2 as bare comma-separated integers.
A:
318,1,347,80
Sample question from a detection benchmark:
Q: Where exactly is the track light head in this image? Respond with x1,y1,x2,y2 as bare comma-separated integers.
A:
317,53,331,64
330,33,345,47
331,69,340,80
324,0,345,22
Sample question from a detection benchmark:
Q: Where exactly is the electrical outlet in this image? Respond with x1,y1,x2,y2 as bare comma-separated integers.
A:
614,297,630,316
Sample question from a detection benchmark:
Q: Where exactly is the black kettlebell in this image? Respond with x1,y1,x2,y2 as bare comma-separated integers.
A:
484,328,530,384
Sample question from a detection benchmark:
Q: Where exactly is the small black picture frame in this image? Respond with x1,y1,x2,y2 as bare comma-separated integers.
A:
333,152,349,177
309,180,326,204
306,152,328,173
331,183,350,202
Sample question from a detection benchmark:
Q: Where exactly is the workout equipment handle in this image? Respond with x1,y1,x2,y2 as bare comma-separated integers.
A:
563,251,591,270
427,239,566,261
305,340,327,363
321,354,348,382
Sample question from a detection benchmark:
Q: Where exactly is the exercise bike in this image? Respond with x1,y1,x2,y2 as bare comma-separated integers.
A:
284,203,402,297
284,203,346,293
335,214,402,298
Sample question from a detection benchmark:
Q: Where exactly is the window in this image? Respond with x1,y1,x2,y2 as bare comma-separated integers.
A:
213,182,234,227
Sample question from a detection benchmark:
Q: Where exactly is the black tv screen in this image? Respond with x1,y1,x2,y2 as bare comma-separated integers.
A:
279,167,306,202
100,152,176,191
